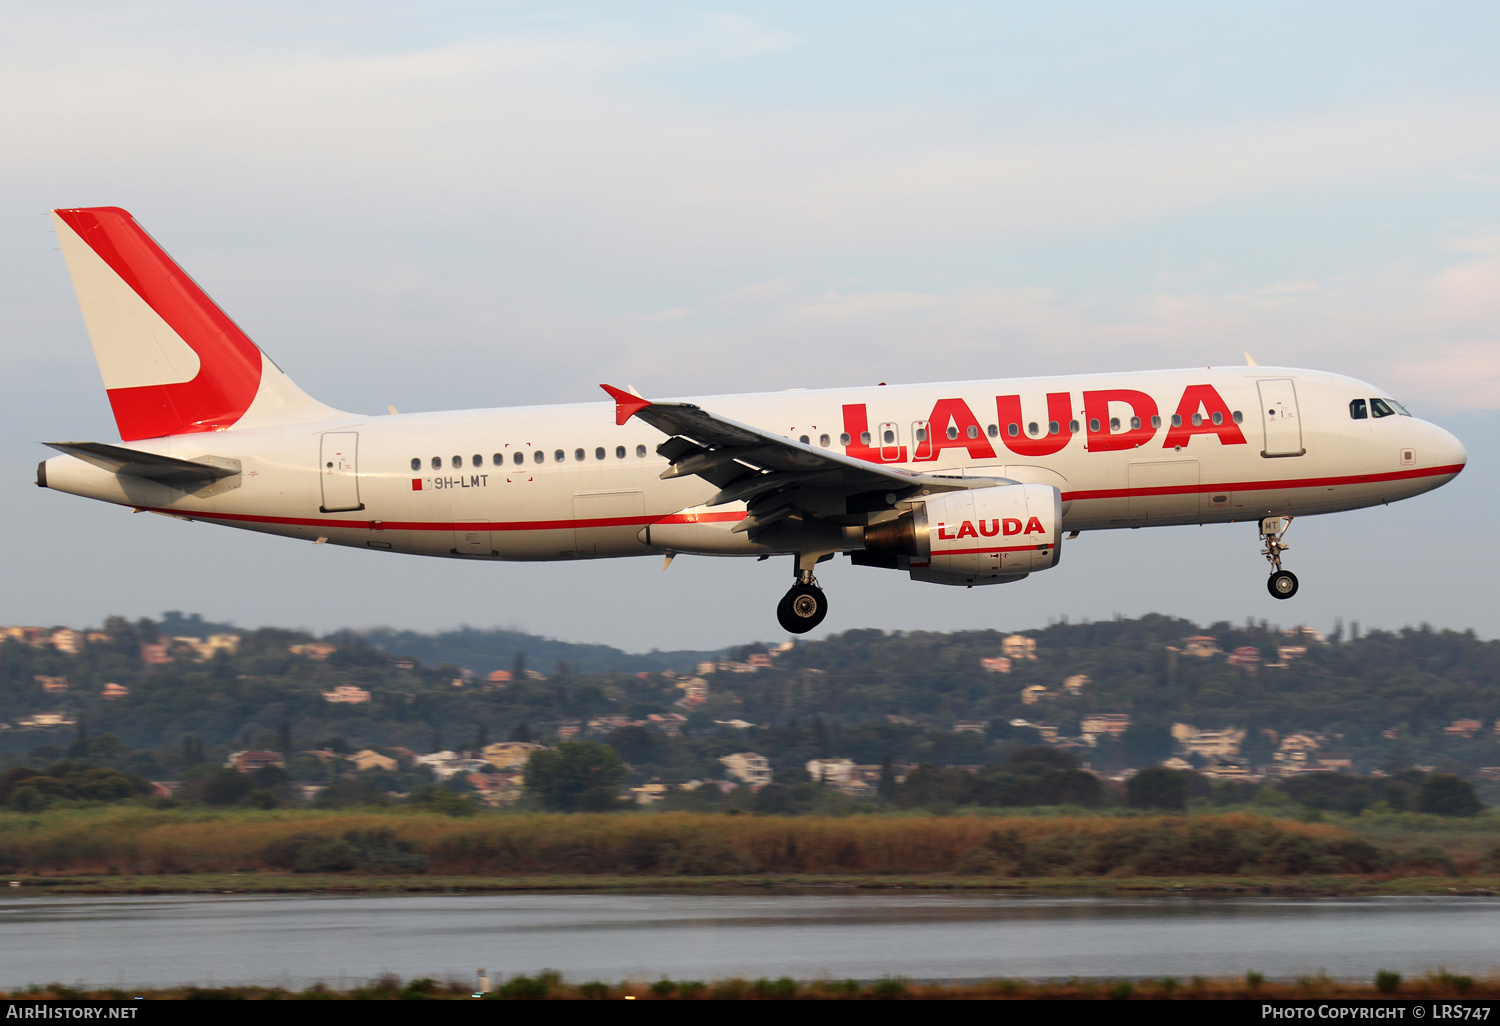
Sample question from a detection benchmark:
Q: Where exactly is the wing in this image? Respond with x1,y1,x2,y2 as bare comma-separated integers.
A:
601,384,1004,534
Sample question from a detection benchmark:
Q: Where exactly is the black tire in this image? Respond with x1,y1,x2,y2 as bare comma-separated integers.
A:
1267,570,1299,600
776,583,828,634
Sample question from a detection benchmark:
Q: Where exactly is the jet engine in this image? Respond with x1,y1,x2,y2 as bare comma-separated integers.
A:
861,482,1062,586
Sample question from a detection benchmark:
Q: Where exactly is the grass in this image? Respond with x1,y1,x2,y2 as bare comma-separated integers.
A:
0,805,1495,883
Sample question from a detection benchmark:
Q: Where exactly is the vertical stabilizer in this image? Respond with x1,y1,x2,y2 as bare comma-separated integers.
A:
52,207,348,440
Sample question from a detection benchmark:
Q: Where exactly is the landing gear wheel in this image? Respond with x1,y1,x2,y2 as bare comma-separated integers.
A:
777,583,828,634
1268,570,1299,600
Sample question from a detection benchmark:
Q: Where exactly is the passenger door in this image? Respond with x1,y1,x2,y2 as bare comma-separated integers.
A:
1257,379,1305,458
319,432,363,512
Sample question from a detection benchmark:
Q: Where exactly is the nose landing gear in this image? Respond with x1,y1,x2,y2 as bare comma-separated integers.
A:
777,567,829,634
1260,516,1298,600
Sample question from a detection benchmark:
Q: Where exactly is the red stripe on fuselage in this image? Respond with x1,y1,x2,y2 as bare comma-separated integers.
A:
1059,463,1464,502
132,464,1462,534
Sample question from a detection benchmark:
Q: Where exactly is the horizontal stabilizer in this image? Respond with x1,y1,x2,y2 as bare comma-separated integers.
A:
45,441,239,482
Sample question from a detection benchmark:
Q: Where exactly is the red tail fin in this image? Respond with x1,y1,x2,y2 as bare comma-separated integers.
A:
52,207,342,440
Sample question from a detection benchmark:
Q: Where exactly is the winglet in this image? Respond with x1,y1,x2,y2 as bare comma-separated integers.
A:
600,384,652,425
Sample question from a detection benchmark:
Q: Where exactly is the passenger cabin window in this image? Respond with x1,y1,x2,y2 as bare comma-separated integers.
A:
431,456,442,470
1028,422,1040,436
883,429,895,444
574,448,585,461
1049,420,1060,435
1007,423,1019,437
1371,398,1396,418
1232,411,1243,424
945,426,958,440
595,447,606,460
840,433,851,445
1150,415,1161,429
1170,414,1182,428
798,435,809,445
410,458,421,471
966,425,979,439
451,455,462,469
492,453,503,466
616,445,626,459
862,431,873,444
472,454,482,468
1069,419,1080,433
819,434,830,447
554,450,565,462
514,452,524,465
534,451,544,464
636,444,647,457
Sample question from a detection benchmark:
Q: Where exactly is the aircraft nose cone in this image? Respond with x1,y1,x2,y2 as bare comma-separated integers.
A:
1430,422,1466,473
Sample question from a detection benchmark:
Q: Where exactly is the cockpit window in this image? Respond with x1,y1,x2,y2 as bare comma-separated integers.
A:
1371,398,1396,419
1349,399,1368,420
1387,398,1411,416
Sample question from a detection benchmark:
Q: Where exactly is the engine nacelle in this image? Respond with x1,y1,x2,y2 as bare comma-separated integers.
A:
863,482,1062,586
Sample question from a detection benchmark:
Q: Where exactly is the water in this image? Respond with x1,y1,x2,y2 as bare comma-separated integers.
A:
1,891,1497,990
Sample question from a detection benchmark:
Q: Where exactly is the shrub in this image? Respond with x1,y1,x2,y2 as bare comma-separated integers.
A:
1375,970,1401,994
262,828,427,874
1417,776,1483,817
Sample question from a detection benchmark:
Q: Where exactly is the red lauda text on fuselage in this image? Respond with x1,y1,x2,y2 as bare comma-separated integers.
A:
840,383,1246,463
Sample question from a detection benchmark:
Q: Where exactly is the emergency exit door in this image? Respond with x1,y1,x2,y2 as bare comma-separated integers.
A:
319,432,364,511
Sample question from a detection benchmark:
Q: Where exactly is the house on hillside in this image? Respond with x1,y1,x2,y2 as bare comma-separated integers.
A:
1081,713,1130,738
50,628,82,654
1182,636,1221,658
720,752,772,788
321,685,371,704
101,683,129,700
349,750,397,773
481,742,548,770
228,751,285,773
1002,635,1038,660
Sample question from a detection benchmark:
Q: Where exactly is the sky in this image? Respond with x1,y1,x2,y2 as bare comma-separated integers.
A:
2,2,1498,650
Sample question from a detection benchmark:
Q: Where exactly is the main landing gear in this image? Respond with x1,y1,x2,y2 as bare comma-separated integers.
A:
1259,516,1298,600
777,568,828,634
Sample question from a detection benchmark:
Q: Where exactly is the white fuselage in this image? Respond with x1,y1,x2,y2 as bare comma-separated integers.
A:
40,366,1466,566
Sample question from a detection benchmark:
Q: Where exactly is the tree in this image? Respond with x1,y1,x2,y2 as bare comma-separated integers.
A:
1121,722,1175,767
523,741,627,811
1417,774,1483,817
1126,766,1189,811
603,725,658,766
877,754,897,803
508,721,537,744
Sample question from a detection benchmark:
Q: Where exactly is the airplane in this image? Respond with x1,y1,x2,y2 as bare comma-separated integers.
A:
37,206,1467,634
